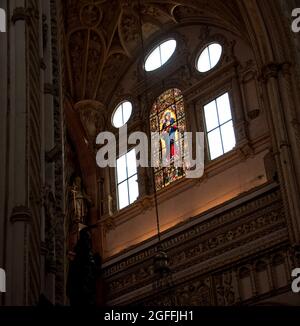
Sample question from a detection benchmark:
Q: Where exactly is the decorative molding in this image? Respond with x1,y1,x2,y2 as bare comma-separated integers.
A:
10,206,32,224
102,185,287,305
261,63,282,81
11,7,31,24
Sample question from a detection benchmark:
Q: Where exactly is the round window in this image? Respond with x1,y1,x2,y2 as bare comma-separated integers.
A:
144,39,177,72
112,101,132,128
196,43,222,73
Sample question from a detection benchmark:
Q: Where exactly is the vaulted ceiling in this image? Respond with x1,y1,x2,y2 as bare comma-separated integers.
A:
63,0,245,104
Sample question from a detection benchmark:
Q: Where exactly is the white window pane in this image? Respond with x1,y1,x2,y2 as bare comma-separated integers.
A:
128,175,139,204
126,148,137,178
112,106,124,128
197,47,210,72
208,128,223,160
221,121,236,153
122,101,132,125
145,39,177,71
117,154,127,183
208,43,222,68
112,101,132,128
145,47,161,71
216,93,232,124
160,39,176,65
204,100,219,132
118,181,129,209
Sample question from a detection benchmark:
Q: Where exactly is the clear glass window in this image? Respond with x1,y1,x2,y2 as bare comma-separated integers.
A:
116,148,139,210
197,43,222,73
112,101,133,128
145,39,177,72
204,93,236,160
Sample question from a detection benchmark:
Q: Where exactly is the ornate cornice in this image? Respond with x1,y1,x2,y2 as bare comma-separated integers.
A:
105,186,280,276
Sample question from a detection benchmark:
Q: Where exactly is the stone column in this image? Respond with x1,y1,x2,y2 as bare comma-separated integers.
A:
41,0,56,304
3,0,32,306
0,0,8,287
262,63,300,245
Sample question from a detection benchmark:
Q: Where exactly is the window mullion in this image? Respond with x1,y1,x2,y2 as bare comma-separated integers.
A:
125,152,130,205
215,99,225,154
208,46,212,69
159,45,163,66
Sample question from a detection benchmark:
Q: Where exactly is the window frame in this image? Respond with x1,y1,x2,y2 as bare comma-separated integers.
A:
111,100,133,129
195,42,223,74
115,147,139,210
203,91,236,161
144,38,177,72
150,88,187,191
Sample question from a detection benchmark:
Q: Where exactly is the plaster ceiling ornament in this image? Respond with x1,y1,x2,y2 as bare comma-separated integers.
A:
64,0,246,103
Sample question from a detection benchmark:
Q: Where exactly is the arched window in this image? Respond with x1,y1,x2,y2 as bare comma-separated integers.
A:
150,88,186,190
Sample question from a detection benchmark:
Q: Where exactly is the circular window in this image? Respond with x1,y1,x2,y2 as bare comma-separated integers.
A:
112,101,132,128
144,39,177,72
196,43,222,73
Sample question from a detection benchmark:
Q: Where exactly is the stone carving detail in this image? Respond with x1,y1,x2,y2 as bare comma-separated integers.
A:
215,271,236,305
85,31,103,99
42,185,56,272
80,4,102,28
103,187,287,305
50,0,66,305
68,30,87,100
175,278,212,306
261,63,282,81
104,189,282,277
70,176,91,225
144,278,213,306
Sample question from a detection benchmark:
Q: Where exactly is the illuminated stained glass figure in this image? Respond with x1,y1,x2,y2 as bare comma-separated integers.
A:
161,109,178,162
150,88,186,190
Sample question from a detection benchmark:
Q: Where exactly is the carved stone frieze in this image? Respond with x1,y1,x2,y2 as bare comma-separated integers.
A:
102,186,288,305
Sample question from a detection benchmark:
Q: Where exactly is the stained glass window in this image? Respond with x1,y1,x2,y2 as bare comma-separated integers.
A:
150,88,186,190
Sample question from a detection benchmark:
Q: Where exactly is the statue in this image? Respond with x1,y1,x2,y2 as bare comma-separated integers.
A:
66,228,101,306
70,176,91,224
